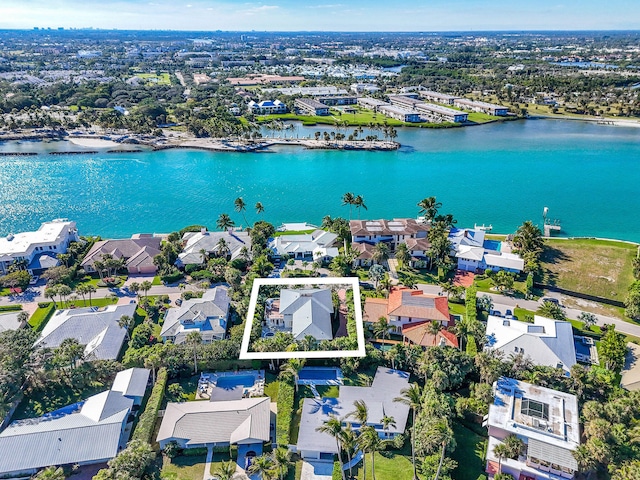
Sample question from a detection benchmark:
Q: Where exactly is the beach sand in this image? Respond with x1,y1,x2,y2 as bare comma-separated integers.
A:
68,137,120,148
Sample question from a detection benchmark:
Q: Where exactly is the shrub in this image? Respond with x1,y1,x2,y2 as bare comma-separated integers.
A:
276,376,295,446
183,447,209,456
0,305,23,312
132,367,167,443
332,461,341,480
184,264,201,274
161,270,184,284
163,441,181,458
466,334,478,356
36,302,51,308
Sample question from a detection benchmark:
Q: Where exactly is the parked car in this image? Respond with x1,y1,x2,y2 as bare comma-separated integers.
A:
490,310,502,317
175,298,183,306
29,275,39,285
541,297,561,306
505,309,513,319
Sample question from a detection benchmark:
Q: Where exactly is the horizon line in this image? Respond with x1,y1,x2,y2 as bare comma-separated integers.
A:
3,28,640,33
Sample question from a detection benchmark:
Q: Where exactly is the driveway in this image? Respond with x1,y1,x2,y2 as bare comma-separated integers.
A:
301,461,334,480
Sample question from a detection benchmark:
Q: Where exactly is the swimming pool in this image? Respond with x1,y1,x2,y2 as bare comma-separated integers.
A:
483,240,502,252
297,367,343,385
216,374,256,389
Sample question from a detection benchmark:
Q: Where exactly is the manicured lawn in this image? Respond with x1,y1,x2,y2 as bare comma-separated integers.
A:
474,277,528,298
65,297,119,308
540,238,638,302
137,72,172,85
28,303,55,332
264,372,280,401
152,275,163,286
449,302,466,318
273,229,316,237
161,454,206,480
355,448,414,480
451,421,488,480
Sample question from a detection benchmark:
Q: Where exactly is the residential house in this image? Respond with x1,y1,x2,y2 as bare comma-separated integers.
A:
351,241,376,267
350,218,430,265
268,230,339,261
247,99,287,115
81,235,162,275
0,311,27,333
350,83,379,94
35,303,136,361
405,237,431,268
449,228,524,273
161,286,230,344
402,321,459,348
295,98,330,116
110,367,151,406
485,315,577,375
297,367,410,461
453,98,509,116
0,219,79,275
265,288,333,341
176,229,251,267
0,369,149,477
157,397,271,466
485,377,580,479
363,287,452,334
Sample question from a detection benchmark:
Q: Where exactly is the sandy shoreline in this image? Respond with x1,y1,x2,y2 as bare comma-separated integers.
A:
68,137,121,148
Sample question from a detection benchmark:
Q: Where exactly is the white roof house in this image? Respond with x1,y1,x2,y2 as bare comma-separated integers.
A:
111,368,151,404
160,286,230,344
0,219,79,275
177,230,252,266
0,389,133,476
456,246,525,272
35,304,136,361
486,377,580,479
297,367,410,461
279,288,334,340
269,230,339,259
156,397,271,449
0,311,26,333
485,315,577,374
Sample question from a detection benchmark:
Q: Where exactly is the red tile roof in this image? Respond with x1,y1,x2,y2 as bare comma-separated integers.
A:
363,287,451,325
401,321,459,348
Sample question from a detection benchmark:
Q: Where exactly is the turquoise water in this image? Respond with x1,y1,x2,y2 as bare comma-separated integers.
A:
483,240,502,252
1,119,640,241
216,374,256,389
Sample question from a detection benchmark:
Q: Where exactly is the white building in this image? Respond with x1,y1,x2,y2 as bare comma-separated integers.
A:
350,218,429,251
0,219,79,275
485,377,580,479
266,288,333,341
419,90,460,105
378,104,422,123
415,103,468,123
247,99,287,115
176,229,252,266
160,286,230,344
350,83,379,94
456,246,524,273
453,98,509,116
268,230,339,261
356,97,389,112
485,315,577,375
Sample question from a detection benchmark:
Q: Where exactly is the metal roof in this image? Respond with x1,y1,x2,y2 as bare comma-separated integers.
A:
110,368,150,399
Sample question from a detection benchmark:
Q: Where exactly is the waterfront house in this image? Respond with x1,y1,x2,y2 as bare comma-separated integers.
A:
363,287,452,333
176,229,251,266
485,315,577,375
415,103,468,123
295,98,330,116
448,228,524,273
297,367,410,461
35,304,136,361
0,219,79,275
161,286,230,344
350,218,430,253
265,288,333,341
268,229,339,261
485,377,580,479
378,104,422,123
453,98,509,116
157,397,271,467
0,369,148,477
81,235,162,275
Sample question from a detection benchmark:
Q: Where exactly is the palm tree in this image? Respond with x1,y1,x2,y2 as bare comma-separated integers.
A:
373,317,390,342
359,425,388,480
493,442,510,475
342,192,356,220
395,242,411,269
272,447,291,480
45,285,59,308
316,416,347,480
34,466,65,480
216,238,230,258
394,383,422,480
372,242,390,265
353,195,367,219
381,415,396,435
417,196,442,222
255,202,265,216
76,284,88,306
349,399,369,428
217,213,235,231
280,358,306,392
185,331,202,373
428,320,443,346
247,454,276,480
234,196,249,228
212,460,238,480
118,315,134,340
86,284,96,306
340,424,357,479
140,280,152,298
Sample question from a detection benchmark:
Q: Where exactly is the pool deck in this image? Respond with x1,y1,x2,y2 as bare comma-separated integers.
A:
297,367,344,386
196,370,265,399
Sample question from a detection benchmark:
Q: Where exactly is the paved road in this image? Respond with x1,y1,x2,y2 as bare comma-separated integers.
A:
418,283,640,338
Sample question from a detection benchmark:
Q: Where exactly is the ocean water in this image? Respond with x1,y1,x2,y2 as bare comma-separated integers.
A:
1,119,639,241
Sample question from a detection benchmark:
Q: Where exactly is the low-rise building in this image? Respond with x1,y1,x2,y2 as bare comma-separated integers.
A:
378,104,422,123
318,96,357,106
0,311,27,333
485,315,577,374
356,97,389,112
111,367,151,406
415,103,468,123
387,94,423,109
350,218,429,251
0,219,79,275
81,235,162,275
351,83,379,94
265,288,333,341
35,303,136,361
247,99,287,114
268,229,339,261
160,286,230,344
485,377,580,479
176,229,252,266
419,90,460,105
295,98,330,116
453,98,509,116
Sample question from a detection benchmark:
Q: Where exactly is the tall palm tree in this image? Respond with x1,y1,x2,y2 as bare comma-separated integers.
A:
316,416,347,480
140,280,152,298
373,317,390,342
372,242,390,265
340,423,357,479
234,197,249,228
212,460,238,480
493,442,510,475
353,195,367,219
185,331,202,373
255,202,265,216
381,415,396,435
395,242,411,269
280,358,306,392
394,383,422,480
118,315,134,340
349,399,369,428
217,213,235,231
428,320,443,346
272,447,291,480
417,196,442,222
86,284,96,307
342,192,356,220
359,425,388,480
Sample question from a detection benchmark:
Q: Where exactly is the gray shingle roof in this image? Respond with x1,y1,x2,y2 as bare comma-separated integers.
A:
279,289,333,341
177,231,251,265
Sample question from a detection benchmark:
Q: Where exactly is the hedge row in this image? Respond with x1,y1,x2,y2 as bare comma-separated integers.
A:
276,376,295,446
0,305,22,312
131,367,168,444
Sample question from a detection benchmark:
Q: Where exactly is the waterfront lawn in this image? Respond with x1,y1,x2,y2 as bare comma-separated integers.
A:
474,276,528,298
540,238,638,301
161,454,206,480
451,421,488,480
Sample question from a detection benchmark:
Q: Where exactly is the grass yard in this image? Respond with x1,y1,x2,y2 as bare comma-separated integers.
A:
355,447,414,480
264,372,280,401
152,275,163,286
137,72,172,85
64,297,119,308
451,422,488,480
28,303,56,332
161,454,206,480
449,302,466,318
540,238,638,301
273,229,316,237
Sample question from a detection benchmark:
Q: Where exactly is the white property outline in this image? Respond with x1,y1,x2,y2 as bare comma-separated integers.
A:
239,277,366,360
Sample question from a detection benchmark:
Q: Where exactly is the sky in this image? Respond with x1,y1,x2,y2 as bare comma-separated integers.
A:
1,0,639,31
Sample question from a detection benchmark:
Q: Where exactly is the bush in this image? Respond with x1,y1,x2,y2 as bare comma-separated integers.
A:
183,447,209,456
184,264,201,274
36,302,51,309
276,376,295,446
332,461,341,480
466,334,478,356
0,305,22,312
161,270,184,284
132,367,167,443
163,441,181,458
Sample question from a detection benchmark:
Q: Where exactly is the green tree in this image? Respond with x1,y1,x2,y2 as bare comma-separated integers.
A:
280,358,306,392
417,196,442,222
234,196,249,227
34,466,65,480
217,213,235,231
247,454,276,480
372,242,390,265
255,202,265,216
368,264,385,289
185,331,202,373
140,280,152,298
537,300,566,321
395,242,411,269
626,281,640,320
353,194,367,219
316,416,347,480
394,383,422,480
599,324,627,373
342,192,356,220
212,460,239,480
578,311,598,330
373,317,390,341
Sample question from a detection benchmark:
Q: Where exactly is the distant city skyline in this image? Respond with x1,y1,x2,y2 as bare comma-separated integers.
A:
1,0,640,32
